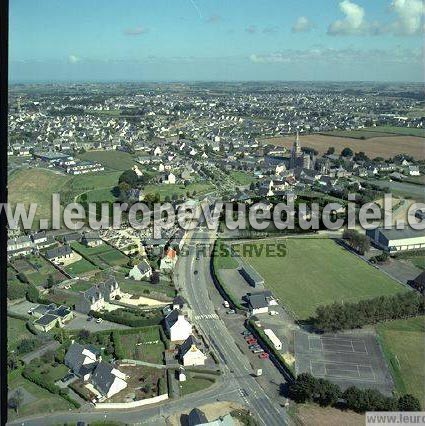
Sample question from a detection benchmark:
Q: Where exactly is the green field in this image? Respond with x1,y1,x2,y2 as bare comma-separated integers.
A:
377,316,425,407
119,279,176,298
321,126,424,139
79,150,138,171
117,327,165,364
143,182,214,200
229,171,257,186
7,317,34,351
179,375,215,396
8,374,73,421
8,169,70,227
71,242,129,268
236,238,405,319
63,258,98,277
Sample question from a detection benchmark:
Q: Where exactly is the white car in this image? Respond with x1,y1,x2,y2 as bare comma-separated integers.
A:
96,318,103,323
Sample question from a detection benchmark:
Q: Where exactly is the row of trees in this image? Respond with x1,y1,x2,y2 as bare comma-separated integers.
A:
289,373,421,412
313,291,424,332
342,229,370,255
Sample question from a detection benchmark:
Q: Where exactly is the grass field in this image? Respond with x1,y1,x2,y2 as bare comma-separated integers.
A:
79,150,138,171
143,182,214,200
8,374,73,421
261,133,425,160
229,171,257,186
71,242,129,268
377,316,425,407
8,169,70,227
119,279,176,298
179,375,215,396
236,238,405,320
117,327,165,364
63,258,98,277
7,317,35,351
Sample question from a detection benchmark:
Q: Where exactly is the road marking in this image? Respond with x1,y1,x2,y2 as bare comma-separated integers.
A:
194,313,219,320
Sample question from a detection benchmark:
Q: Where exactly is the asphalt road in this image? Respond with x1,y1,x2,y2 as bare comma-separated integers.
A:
175,228,287,426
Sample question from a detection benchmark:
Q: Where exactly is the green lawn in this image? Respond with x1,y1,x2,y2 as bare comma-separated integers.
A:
377,316,425,407
79,150,138,171
119,279,176,298
213,241,239,269
236,238,405,320
7,317,34,351
143,182,214,200
117,327,165,364
8,374,73,421
179,375,215,396
63,258,98,277
229,171,257,186
71,242,129,268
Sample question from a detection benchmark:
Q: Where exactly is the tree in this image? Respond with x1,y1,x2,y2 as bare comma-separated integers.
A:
316,379,341,406
8,389,24,414
341,147,354,157
45,274,55,289
78,329,91,342
288,373,317,403
326,147,335,155
119,170,139,187
26,284,39,303
343,386,366,412
16,338,38,355
398,394,421,411
150,271,160,284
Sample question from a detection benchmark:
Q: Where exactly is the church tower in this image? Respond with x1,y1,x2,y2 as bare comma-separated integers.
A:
290,131,302,169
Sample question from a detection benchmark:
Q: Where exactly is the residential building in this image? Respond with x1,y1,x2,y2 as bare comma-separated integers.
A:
128,259,152,280
164,310,192,342
179,336,207,366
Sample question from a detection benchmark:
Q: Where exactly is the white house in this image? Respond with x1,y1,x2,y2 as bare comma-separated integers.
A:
153,146,162,156
164,172,176,184
179,336,207,366
128,259,152,280
91,362,128,399
164,310,192,342
160,248,178,271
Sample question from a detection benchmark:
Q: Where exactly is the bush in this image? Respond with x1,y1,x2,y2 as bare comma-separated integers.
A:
26,284,39,303
16,338,39,355
7,281,28,300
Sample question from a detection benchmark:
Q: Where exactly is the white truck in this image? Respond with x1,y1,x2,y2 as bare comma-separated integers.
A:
264,328,282,351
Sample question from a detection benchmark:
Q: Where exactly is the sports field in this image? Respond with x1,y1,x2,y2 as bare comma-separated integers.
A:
237,238,405,320
377,316,425,407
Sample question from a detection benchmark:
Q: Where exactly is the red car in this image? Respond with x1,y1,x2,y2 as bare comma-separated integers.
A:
259,352,269,359
244,335,254,340
247,338,257,345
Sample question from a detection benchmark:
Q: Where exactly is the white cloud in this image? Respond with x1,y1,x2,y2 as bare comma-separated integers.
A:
249,46,421,64
124,26,149,36
292,16,313,33
68,55,80,64
390,0,425,35
328,0,366,35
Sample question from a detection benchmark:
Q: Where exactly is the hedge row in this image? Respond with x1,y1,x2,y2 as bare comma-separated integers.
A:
90,308,163,328
22,369,80,408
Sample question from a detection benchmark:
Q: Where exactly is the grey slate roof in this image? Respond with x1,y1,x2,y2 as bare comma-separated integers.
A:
179,335,202,357
164,309,179,329
45,245,72,260
91,362,117,396
34,313,58,326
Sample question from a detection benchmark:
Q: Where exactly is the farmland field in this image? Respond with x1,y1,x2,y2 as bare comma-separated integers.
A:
320,126,424,139
377,316,425,407
261,133,425,160
236,238,405,320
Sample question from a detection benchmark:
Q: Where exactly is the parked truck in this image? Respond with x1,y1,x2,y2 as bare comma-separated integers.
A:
264,328,282,350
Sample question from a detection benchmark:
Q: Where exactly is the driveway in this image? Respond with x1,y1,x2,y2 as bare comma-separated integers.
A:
64,312,130,331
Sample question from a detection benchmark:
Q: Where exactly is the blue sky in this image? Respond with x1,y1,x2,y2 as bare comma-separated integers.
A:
9,0,424,82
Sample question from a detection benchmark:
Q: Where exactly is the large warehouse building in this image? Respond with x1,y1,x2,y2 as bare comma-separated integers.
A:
366,227,425,252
